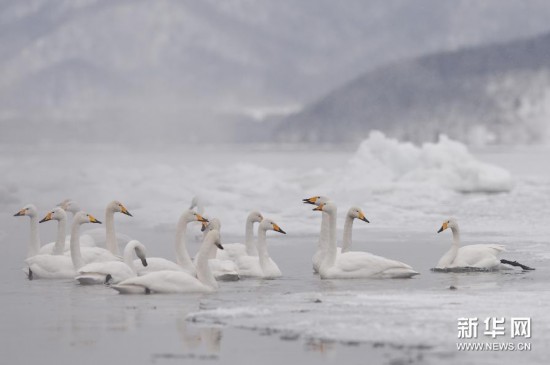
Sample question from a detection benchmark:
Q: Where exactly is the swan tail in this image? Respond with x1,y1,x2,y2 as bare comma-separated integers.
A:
500,259,535,271
75,273,107,285
111,284,149,295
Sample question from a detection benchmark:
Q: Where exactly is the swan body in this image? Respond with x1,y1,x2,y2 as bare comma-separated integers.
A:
199,218,239,281
315,202,419,279
436,219,506,269
76,240,148,285
112,230,223,294
24,211,103,279
236,218,286,278
133,210,208,276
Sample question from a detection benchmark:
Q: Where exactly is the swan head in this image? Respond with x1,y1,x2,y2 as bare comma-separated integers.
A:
313,201,336,214
205,229,223,250
189,196,202,209
39,207,67,223
14,204,38,218
183,209,209,224
247,211,263,224
437,218,458,233
108,200,133,217
302,195,330,206
57,199,81,214
202,217,221,233
260,218,286,234
131,240,148,267
347,206,369,223
73,211,102,225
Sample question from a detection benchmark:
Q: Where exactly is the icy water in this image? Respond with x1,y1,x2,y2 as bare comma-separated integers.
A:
1,136,549,364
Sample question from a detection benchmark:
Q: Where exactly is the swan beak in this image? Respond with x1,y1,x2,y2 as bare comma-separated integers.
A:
302,197,318,205
273,223,286,234
196,214,209,223
437,222,448,233
215,241,224,250
89,215,102,224
201,222,208,232
313,204,324,212
120,205,133,217
39,212,53,223
14,209,26,217
141,258,148,267
358,211,370,223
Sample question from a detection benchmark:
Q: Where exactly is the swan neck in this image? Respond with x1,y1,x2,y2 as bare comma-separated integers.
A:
123,242,136,271
28,216,40,258
196,238,217,289
245,219,257,256
175,216,194,272
451,226,461,246
105,208,119,255
318,212,329,252
341,215,354,253
322,209,337,269
53,217,67,255
257,228,270,270
70,221,84,270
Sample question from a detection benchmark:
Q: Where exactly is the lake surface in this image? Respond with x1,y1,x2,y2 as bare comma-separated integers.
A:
1,137,549,364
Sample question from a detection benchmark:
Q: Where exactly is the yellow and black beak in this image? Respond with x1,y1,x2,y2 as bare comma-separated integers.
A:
273,223,286,234
39,212,53,223
437,221,448,233
358,211,370,223
140,258,148,267
120,205,133,217
215,241,224,250
302,196,318,205
313,203,324,212
196,214,209,223
89,215,102,224
14,209,26,217
201,221,209,232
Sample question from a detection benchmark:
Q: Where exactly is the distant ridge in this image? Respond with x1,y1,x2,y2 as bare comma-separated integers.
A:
276,32,550,145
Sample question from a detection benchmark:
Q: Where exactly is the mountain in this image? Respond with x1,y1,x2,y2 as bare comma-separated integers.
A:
276,31,550,145
3,0,550,143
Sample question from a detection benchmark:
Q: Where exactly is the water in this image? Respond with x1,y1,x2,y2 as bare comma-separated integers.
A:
1,136,549,364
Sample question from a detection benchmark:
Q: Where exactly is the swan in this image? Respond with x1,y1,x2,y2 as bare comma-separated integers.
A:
75,240,148,285
57,199,81,216
101,200,133,255
435,219,534,270
236,218,286,279
341,206,370,253
314,202,419,279
112,229,223,294
14,204,41,258
199,218,240,281
24,211,103,280
302,196,331,273
133,209,208,276
214,211,263,261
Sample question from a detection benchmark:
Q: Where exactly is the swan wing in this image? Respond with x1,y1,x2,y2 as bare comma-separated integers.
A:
24,255,75,279
77,261,134,284
452,244,506,268
209,259,240,281
235,255,263,277
113,270,211,294
328,251,418,278
215,243,247,261
133,257,186,276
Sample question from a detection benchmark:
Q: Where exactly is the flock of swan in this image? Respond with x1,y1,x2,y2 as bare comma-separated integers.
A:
13,195,534,294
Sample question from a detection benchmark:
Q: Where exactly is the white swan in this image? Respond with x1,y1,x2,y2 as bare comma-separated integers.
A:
436,218,507,269
14,204,41,258
236,218,286,278
341,206,370,253
302,196,331,273
57,199,81,216
199,218,240,281
214,211,263,261
24,211,103,280
76,240,148,285
112,229,223,294
314,202,419,279
133,209,208,276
